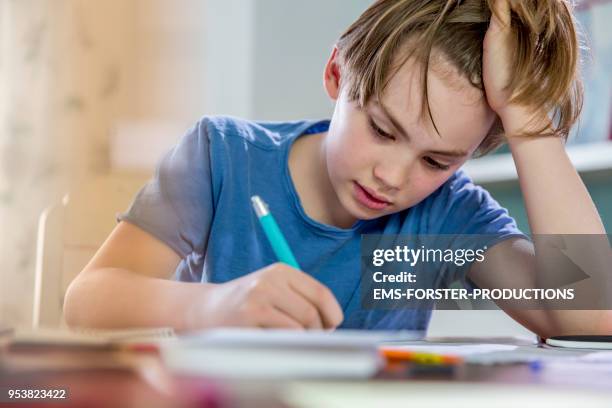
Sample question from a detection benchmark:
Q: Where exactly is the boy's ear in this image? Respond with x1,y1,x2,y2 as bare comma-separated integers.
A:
323,47,342,100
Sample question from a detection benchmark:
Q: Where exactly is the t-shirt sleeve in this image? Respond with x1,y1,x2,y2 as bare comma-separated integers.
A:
426,170,528,288
117,119,214,259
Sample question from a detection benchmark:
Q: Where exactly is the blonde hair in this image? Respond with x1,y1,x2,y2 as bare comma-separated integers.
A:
336,0,584,156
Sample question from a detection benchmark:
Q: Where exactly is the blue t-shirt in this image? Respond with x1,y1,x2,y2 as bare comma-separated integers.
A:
119,116,524,330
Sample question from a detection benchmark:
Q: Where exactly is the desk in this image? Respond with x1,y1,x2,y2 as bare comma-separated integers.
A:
2,336,612,407
0,340,284,408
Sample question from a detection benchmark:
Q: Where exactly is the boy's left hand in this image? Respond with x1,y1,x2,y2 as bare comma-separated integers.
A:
482,0,545,136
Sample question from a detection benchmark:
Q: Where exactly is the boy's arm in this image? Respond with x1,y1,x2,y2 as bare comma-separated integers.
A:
64,221,343,331
63,221,215,332
471,0,612,338
504,116,605,235
467,110,612,339
469,237,612,339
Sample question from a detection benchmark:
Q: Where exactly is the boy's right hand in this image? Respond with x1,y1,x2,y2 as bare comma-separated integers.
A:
198,263,344,330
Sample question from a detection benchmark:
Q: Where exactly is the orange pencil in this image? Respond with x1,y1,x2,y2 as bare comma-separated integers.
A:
379,347,463,365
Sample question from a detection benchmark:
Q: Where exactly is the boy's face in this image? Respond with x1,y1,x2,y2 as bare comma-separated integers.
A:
323,49,496,225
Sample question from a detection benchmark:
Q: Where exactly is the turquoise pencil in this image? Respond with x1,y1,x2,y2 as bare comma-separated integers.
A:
251,195,301,269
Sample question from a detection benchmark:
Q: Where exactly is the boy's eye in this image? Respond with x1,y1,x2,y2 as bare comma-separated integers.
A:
368,118,395,141
423,156,450,171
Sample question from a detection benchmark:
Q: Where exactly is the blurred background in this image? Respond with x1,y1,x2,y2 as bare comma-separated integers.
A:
0,0,610,334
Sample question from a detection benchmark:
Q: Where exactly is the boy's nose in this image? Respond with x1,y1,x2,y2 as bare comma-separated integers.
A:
373,159,412,191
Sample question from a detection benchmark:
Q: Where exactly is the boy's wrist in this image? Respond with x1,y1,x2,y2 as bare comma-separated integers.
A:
498,105,552,140
181,282,220,333
505,129,566,162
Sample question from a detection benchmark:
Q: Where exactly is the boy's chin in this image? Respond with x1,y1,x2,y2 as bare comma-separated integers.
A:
344,199,390,221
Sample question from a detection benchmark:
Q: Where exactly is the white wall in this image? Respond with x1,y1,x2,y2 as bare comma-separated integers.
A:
251,0,371,120
203,0,255,118
203,0,372,121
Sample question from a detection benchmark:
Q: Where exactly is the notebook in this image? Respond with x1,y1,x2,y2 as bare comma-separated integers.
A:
161,329,421,380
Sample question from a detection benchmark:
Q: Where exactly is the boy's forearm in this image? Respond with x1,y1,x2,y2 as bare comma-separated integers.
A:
504,117,605,235
64,268,214,332
502,112,609,335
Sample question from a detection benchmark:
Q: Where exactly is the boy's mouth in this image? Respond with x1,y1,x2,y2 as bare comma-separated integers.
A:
354,182,392,210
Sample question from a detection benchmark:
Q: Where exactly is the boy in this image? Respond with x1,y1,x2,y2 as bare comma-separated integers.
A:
64,0,610,337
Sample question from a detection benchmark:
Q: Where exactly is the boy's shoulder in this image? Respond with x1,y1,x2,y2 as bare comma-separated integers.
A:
427,168,473,198
198,115,323,151
443,168,476,194
419,168,497,216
